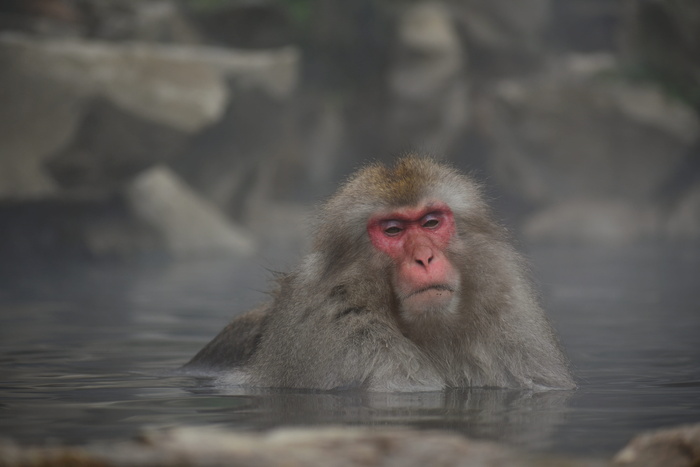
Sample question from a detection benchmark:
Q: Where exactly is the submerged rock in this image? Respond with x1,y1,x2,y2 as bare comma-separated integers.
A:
4,423,700,466
0,426,604,467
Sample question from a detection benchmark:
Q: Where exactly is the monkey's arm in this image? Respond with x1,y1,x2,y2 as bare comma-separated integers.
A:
184,303,270,370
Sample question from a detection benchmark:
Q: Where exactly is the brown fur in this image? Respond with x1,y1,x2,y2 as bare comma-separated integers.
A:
184,157,575,391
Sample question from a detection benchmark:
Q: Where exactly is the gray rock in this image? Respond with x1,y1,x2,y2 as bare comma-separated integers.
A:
620,0,700,111
449,0,550,73
78,0,202,44
0,165,257,260
0,0,83,38
549,0,622,52
614,423,700,467
191,2,294,49
168,90,300,222
123,166,256,257
667,184,700,240
0,196,161,260
0,32,299,200
46,98,187,193
0,426,605,467
388,2,470,154
481,54,700,205
0,33,229,132
523,198,661,244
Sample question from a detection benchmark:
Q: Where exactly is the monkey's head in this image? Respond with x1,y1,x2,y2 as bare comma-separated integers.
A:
315,157,501,328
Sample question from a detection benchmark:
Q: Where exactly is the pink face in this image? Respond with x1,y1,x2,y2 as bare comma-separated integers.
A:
367,203,460,316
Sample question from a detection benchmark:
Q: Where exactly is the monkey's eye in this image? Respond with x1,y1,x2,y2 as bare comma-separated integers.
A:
421,214,442,229
381,220,404,236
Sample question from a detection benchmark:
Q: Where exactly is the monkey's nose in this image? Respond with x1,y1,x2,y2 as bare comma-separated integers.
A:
414,246,434,269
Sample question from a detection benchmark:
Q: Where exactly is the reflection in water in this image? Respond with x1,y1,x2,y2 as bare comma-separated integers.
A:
184,384,572,450
0,244,698,457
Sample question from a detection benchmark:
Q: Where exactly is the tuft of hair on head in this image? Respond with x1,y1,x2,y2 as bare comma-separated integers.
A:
345,155,450,206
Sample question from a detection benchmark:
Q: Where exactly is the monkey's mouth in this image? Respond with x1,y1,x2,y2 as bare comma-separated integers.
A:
406,284,454,299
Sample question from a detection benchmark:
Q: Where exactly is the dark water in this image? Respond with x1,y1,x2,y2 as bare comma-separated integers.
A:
0,244,699,458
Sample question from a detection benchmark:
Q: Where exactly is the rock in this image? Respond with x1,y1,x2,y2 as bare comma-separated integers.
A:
448,0,550,74
667,183,700,240
123,166,256,257
0,31,299,130
78,0,202,44
620,0,700,111
46,98,187,193
388,2,470,154
0,165,257,260
0,197,160,261
169,89,300,221
192,2,294,49
0,0,201,43
523,198,661,244
0,426,605,467
1,33,232,132
613,423,700,467
0,36,78,198
0,33,299,199
0,0,83,37
549,0,622,52
480,53,700,205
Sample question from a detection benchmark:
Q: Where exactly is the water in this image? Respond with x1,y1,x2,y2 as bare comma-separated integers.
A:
0,244,698,458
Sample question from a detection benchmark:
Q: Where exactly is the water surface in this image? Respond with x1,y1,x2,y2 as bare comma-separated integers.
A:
0,244,698,457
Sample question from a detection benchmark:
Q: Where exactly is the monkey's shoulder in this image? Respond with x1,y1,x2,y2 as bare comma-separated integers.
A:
184,303,271,371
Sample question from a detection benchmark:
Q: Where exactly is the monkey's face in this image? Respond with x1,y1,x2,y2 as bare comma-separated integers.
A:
367,202,461,320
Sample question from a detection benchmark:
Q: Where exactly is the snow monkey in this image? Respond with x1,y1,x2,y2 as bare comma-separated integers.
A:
185,157,575,391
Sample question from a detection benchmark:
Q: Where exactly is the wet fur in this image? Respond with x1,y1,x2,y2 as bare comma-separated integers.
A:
184,157,575,391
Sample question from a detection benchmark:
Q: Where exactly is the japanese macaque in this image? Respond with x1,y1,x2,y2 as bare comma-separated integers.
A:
185,157,575,391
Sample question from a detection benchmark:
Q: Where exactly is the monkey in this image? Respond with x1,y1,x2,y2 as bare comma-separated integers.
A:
185,157,575,391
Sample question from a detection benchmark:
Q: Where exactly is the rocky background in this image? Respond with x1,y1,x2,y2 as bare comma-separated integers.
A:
1,423,700,467
1,0,698,261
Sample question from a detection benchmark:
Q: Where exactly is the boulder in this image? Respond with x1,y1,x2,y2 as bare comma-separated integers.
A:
46,98,187,193
523,198,660,244
620,0,700,111
0,34,232,132
387,2,470,154
667,183,700,240
549,0,622,52
0,33,298,199
0,165,256,260
614,423,700,467
480,54,700,205
0,0,82,37
0,426,604,467
77,0,202,43
0,196,160,261
448,0,551,74
168,89,300,221
191,2,294,49
123,166,255,257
